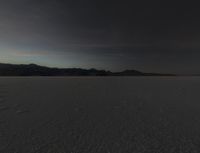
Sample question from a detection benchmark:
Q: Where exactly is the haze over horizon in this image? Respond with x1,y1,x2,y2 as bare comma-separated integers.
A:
0,0,200,74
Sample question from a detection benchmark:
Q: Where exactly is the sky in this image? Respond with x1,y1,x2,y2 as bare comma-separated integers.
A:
0,0,200,74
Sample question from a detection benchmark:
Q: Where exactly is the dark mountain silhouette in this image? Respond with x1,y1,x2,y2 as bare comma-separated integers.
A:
0,63,175,76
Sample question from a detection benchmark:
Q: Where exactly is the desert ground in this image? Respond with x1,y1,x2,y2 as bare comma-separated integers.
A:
0,77,200,153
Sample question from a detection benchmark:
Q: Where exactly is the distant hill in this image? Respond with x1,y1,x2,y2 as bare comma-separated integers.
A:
0,63,175,76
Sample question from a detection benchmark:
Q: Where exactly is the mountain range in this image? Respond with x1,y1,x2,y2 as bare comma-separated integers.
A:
0,63,175,76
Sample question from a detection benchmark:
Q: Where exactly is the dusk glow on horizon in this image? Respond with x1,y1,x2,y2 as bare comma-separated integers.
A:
0,0,200,74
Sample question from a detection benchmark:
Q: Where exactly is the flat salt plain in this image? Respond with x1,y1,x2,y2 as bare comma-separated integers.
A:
0,77,200,153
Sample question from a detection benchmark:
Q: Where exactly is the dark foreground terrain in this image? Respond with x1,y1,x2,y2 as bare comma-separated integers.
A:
0,77,200,153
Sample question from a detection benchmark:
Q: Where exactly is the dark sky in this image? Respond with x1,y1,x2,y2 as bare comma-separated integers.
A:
0,0,200,74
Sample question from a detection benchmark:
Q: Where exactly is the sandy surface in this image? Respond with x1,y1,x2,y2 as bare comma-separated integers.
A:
0,77,200,152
